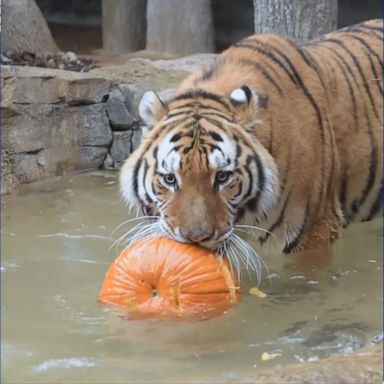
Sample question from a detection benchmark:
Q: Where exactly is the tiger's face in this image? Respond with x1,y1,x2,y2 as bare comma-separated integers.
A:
120,86,279,250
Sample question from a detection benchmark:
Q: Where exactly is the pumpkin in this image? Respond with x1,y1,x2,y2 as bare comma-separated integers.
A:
98,236,241,320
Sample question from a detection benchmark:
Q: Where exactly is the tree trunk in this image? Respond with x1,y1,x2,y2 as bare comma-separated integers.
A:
253,0,337,40
146,0,214,55
102,0,146,53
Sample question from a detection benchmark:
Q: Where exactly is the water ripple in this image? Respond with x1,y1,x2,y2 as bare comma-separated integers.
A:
38,233,114,241
34,357,98,372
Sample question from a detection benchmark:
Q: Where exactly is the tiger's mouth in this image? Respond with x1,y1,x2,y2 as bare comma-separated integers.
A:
157,218,266,280
159,219,234,251
116,216,267,282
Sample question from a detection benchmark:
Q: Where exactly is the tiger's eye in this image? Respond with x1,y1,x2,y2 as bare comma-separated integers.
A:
164,173,176,185
215,171,231,184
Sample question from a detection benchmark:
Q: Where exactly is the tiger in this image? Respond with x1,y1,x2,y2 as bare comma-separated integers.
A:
120,19,383,257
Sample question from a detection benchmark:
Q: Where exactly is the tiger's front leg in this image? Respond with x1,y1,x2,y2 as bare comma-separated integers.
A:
283,201,344,253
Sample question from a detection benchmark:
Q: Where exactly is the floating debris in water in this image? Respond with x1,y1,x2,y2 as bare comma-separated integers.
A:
249,286,267,298
261,351,281,361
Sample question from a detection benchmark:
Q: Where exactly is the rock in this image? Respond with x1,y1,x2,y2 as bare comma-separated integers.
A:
3,103,112,152
117,85,176,121
106,88,137,130
76,146,111,171
110,131,133,166
1,66,111,106
11,151,45,183
2,0,58,54
103,153,115,170
1,148,20,195
118,84,146,120
107,125,143,169
2,103,112,183
131,128,143,152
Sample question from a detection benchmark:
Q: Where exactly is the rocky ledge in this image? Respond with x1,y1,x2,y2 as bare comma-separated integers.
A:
1,55,217,194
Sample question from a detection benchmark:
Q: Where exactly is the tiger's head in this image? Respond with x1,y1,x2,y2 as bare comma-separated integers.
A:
120,86,279,250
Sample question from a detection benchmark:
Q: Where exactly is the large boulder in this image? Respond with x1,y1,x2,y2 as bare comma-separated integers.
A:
2,0,58,54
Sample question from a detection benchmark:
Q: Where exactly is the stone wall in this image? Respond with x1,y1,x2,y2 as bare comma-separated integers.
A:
1,54,215,194
1,66,142,194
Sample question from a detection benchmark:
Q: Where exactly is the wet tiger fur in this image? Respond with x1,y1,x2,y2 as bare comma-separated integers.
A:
120,19,383,254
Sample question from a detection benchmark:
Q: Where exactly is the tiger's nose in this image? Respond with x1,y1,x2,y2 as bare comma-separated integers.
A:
180,228,215,243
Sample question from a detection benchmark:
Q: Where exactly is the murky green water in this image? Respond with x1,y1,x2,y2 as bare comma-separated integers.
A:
2,172,382,383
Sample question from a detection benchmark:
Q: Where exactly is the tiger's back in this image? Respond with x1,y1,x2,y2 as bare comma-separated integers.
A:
176,19,383,251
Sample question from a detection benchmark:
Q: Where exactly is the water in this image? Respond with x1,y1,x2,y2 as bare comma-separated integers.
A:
2,172,382,383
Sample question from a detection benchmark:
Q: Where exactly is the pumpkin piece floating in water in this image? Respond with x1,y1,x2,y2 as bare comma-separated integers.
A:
249,286,267,298
98,236,241,320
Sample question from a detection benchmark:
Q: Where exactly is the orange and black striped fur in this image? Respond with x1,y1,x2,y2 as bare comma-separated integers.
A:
120,20,383,254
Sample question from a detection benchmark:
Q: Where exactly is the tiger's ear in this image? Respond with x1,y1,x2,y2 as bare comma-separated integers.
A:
139,91,168,129
229,85,267,127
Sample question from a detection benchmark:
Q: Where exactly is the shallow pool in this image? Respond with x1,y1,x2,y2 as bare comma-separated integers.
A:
2,172,382,383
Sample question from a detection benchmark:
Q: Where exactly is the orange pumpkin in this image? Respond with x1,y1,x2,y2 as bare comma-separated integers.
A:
98,236,241,320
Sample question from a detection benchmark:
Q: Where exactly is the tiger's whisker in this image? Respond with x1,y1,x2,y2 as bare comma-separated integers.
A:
228,241,246,281
220,242,234,276
110,221,149,250
233,228,248,234
124,222,161,245
225,241,241,281
227,233,268,284
112,221,161,252
230,236,258,280
111,216,159,235
236,234,270,285
234,224,274,236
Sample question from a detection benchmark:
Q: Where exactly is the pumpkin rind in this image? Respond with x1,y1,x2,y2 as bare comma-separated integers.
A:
98,237,242,320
